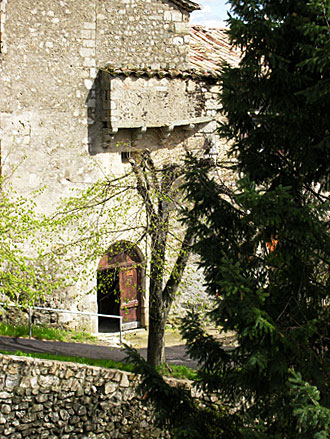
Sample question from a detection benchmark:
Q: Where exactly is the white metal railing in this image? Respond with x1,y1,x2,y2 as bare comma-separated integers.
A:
0,302,123,344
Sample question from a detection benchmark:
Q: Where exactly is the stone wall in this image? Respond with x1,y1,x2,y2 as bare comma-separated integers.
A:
91,70,219,153
96,0,191,70
0,0,7,54
0,0,193,203
0,353,172,438
0,0,223,331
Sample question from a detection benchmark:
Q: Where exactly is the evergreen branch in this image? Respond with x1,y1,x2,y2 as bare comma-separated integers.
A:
124,345,243,439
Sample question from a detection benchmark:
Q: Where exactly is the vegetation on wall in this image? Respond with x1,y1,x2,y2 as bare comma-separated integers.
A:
0,175,67,307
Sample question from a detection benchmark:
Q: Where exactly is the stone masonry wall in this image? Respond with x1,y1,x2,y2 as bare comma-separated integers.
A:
0,1,222,330
0,0,7,54
0,353,172,439
0,0,193,327
0,0,191,203
96,0,190,70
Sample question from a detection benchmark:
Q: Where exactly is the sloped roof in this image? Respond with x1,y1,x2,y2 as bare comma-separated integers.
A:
102,65,219,80
102,25,240,80
170,0,201,12
189,25,240,73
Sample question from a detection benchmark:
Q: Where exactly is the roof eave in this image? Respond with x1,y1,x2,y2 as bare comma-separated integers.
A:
101,65,220,81
170,0,201,13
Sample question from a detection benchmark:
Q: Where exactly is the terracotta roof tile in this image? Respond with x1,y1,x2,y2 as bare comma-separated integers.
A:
102,65,219,80
102,25,240,80
189,25,240,72
170,0,201,12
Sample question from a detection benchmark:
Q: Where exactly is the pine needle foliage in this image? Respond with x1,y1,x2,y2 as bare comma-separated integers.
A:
127,1,330,437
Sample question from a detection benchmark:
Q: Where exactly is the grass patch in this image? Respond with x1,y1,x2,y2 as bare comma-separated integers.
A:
0,323,28,338
0,348,197,380
0,322,98,344
157,363,198,380
0,349,134,372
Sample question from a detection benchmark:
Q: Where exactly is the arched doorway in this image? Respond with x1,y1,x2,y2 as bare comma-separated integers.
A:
97,242,145,332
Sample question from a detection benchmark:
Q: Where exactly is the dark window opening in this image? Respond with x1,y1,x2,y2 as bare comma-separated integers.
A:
121,151,131,163
97,269,120,332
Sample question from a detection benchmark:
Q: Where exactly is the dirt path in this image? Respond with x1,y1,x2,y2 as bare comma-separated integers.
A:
0,335,198,368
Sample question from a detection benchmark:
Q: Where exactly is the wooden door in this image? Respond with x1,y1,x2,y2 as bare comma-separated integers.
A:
119,265,140,327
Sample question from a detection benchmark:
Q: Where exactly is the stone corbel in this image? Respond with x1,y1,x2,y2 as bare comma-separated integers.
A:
133,126,147,141
182,123,195,131
161,124,174,140
110,126,119,136
102,126,119,148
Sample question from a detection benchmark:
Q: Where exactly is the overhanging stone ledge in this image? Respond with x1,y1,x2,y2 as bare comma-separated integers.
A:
102,117,214,146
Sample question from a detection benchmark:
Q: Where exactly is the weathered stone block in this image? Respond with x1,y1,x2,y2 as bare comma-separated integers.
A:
175,22,189,33
83,39,96,48
105,381,117,395
79,47,95,58
1,404,11,414
60,409,70,421
171,11,182,21
83,22,96,30
5,374,20,388
120,374,130,388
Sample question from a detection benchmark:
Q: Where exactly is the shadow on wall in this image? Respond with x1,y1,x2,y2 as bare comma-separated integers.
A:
86,70,140,158
86,71,105,156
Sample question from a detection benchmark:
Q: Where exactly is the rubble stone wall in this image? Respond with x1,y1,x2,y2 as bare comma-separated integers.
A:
0,0,191,202
96,0,191,70
0,1,222,330
0,353,172,439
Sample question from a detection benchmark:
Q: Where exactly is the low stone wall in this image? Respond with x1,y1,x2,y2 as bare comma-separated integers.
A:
0,354,171,439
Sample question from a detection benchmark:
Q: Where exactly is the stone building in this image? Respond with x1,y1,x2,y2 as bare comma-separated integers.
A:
0,1,239,332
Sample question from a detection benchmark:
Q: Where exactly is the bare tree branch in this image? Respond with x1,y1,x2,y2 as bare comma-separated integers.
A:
143,149,161,194
129,157,156,221
163,226,195,307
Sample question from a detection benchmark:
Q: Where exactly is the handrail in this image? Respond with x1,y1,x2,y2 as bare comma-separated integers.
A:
0,302,123,344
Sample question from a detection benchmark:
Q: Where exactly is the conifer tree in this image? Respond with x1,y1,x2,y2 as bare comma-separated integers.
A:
127,1,330,437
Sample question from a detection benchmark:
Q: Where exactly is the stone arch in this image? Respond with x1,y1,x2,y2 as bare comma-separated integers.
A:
97,241,146,332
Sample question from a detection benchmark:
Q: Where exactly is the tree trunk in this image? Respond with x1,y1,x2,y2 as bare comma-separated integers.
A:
147,227,194,367
147,302,168,367
130,153,193,367
147,229,168,366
